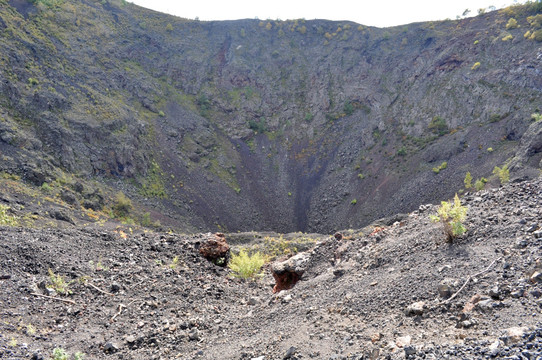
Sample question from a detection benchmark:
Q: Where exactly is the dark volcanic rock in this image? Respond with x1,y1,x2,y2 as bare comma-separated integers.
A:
0,1,541,233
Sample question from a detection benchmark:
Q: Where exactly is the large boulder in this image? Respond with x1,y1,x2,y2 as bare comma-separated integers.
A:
199,233,230,265
271,252,310,293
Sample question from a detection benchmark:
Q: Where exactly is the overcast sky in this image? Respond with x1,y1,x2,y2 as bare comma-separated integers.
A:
129,0,524,27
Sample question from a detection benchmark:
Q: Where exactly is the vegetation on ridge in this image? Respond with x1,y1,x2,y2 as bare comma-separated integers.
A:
430,194,468,243
0,0,540,234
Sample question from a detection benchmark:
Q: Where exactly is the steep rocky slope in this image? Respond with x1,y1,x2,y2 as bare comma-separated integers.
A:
1,0,542,233
1,175,541,359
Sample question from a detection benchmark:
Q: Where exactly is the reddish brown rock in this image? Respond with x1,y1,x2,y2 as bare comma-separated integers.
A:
271,252,309,293
199,233,229,265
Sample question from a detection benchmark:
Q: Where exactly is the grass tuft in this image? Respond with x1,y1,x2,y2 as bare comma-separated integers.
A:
228,249,266,279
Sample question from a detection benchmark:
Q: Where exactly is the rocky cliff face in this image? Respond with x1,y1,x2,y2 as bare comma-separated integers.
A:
1,0,541,233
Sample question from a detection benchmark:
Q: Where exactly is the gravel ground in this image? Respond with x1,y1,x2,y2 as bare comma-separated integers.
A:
1,177,541,360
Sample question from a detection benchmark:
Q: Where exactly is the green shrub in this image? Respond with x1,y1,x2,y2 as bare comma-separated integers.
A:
228,249,266,279
471,62,481,70
158,110,165,117
432,161,447,174
141,212,152,227
464,171,472,189
52,348,68,360
350,198,357,205
430,194,467,242
527,14,542,29
41,182,52,192
533,29,542,41
506,18,519,29
0,204,18,226
502,34,513,41
428,116,448,136
166,23,173,32
396,147,407,157
139,160,166,199
112,191,132,218
487,147,494,152
343,101,354,116
493,165,510,184
248,119,267,133
169,256,179,269
532,113,542,122
261,235,303,259
475,177,487,191
51,348,84,360
48,269,72,296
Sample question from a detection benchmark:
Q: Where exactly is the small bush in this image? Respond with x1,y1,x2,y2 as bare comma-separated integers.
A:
169,256,179,269
505,18,519,29
396,147,407,157
527,14,542,29
350,198,357,205
493,165,510,184
475,177,487,191
166,23,173,32
487,147,494,152
112,191,132,218
502,34,513,41
248,119,267,133
432,161,447,174
428,116,448,136
261,235,303,259
158,110,165,117
471,62,481,70
51,348,84,360
41,182,52,192
140,212,152,227
430,194,467,242
343,101,354,116
52,348,68,360
464,171,472,189
48,269,72,295
228,249,266,279
0,204,18,226
532,113,542,122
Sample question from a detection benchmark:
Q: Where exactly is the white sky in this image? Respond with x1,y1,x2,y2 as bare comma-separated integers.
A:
129,0,524,27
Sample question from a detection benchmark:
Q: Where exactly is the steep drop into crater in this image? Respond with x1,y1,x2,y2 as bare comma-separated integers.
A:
0,0,541,232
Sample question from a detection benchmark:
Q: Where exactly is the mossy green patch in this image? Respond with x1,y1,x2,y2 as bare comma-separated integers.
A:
139,160,167,198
